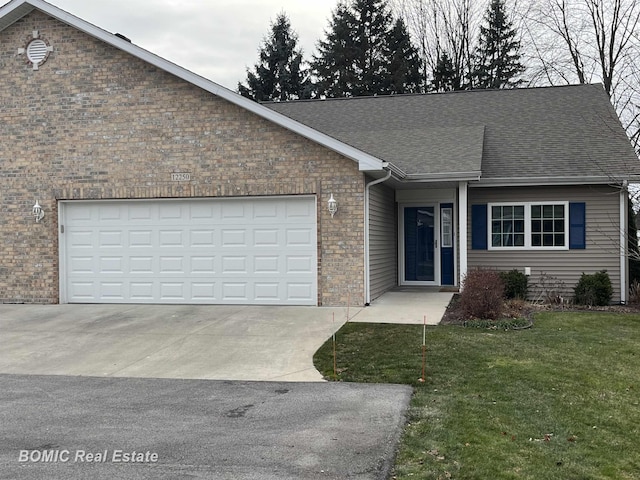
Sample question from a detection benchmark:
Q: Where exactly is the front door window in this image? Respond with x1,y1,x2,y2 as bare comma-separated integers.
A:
404,206,435,282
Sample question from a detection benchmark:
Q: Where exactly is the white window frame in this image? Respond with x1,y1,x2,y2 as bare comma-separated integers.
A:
488,201,570,251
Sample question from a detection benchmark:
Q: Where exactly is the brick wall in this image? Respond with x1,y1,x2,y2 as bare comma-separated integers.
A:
0,10,365,306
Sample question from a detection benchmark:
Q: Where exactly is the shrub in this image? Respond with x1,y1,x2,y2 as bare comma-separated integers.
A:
533,272,567,305
499,269,528,299
628,280,640,305
460,269,504,319
573,270,613,306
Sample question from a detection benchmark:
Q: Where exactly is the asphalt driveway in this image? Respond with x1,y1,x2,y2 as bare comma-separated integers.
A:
0,374,412,479
0,304,346,381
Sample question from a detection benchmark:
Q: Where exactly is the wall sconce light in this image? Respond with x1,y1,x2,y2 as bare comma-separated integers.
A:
328,193,338,218
32,200,44,223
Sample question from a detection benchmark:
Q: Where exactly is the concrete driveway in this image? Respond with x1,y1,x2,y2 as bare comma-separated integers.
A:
0,304,348,381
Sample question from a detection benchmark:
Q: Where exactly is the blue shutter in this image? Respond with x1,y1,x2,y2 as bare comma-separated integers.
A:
471,204,488,250
569,202,586,249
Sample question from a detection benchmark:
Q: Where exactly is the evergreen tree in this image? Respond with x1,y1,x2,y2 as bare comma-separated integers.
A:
312,0,423,97
431,51,461,92
311,2,358,98
238,13,310,101
384,18,423,94
472,0,524,89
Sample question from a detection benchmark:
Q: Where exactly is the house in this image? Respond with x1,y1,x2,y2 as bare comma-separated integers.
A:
1,0,638,307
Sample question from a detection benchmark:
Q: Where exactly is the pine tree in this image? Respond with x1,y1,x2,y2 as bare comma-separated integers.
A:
238,13,310,101
431,52,461,92
384,18,423,94
472,0,524,89
312,0,423,97
311,2,358,98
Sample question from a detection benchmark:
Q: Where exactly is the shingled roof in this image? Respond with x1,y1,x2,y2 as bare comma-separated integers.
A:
265,84,640,185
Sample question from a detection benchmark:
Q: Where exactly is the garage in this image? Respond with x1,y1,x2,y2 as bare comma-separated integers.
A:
59,197,318,305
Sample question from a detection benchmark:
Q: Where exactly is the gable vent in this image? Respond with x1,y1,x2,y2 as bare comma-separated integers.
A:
26,39,48,64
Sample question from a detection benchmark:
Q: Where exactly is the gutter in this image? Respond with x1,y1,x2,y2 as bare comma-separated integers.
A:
364,165,393,305
473,175,640,187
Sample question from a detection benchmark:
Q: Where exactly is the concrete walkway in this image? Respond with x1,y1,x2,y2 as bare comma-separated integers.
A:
350,288,454,325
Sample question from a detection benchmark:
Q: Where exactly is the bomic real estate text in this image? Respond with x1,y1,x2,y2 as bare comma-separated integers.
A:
18,449,159,463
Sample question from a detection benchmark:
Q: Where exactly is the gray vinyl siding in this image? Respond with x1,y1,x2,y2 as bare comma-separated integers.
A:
468,185,623,302
369,181,397,301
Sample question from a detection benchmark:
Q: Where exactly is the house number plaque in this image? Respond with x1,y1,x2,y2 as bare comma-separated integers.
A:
170,173,191,181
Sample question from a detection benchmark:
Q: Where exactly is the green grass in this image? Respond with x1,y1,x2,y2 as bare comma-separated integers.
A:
313,313,640,479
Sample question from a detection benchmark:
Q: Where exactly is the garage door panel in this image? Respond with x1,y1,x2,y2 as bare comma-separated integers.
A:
159,230,184,247
130,282,154,300
287,283,315,301
253,202,278,219
190,230,216,247
69,230,94,247
130,256,154,273
62,197,317,305
100,257,124,274
286,228,314,247
100,282,125,300
287,256,314,273
221,229,246,246
129,230,153,247
99,205,122,221
160,282,185,300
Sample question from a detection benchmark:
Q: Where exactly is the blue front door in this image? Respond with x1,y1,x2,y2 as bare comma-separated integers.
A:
404,206,435,282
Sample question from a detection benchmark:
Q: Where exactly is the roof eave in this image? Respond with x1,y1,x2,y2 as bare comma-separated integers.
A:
1,0,386,173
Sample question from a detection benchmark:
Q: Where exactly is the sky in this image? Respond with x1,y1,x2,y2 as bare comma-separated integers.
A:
49,0,339,91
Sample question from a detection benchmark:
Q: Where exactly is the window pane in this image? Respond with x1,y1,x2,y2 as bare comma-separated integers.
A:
531,205,541,218
492,234,501,247
492,206,501,218
543,220,553,232
555,234,565,246
532,220,541,233
514,234,525,246
532,234,541,246
514,220,525,232
514,206,525,219
554,219,564,232
492,221,501,233
543,205,553,217
554,205,565,217
543,234,553,246
504,206,514,220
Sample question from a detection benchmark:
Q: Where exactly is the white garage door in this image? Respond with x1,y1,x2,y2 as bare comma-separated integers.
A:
60,197,317,305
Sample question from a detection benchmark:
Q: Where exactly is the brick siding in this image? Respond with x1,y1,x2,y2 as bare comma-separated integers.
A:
0,10,365,306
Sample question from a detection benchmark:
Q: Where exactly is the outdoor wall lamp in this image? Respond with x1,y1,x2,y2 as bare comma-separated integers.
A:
328,193,338,218
32,200,44,223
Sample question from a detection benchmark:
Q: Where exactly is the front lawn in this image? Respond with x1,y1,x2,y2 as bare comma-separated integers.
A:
313,312,640,479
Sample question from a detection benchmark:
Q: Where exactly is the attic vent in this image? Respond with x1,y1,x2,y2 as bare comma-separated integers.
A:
18,31,53,70
26,39,48,64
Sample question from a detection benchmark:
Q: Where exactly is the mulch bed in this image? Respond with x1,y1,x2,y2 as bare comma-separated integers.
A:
440,294,640,327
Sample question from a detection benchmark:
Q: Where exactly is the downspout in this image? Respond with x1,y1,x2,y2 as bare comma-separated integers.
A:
364,165,393,305
620,181,628,304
